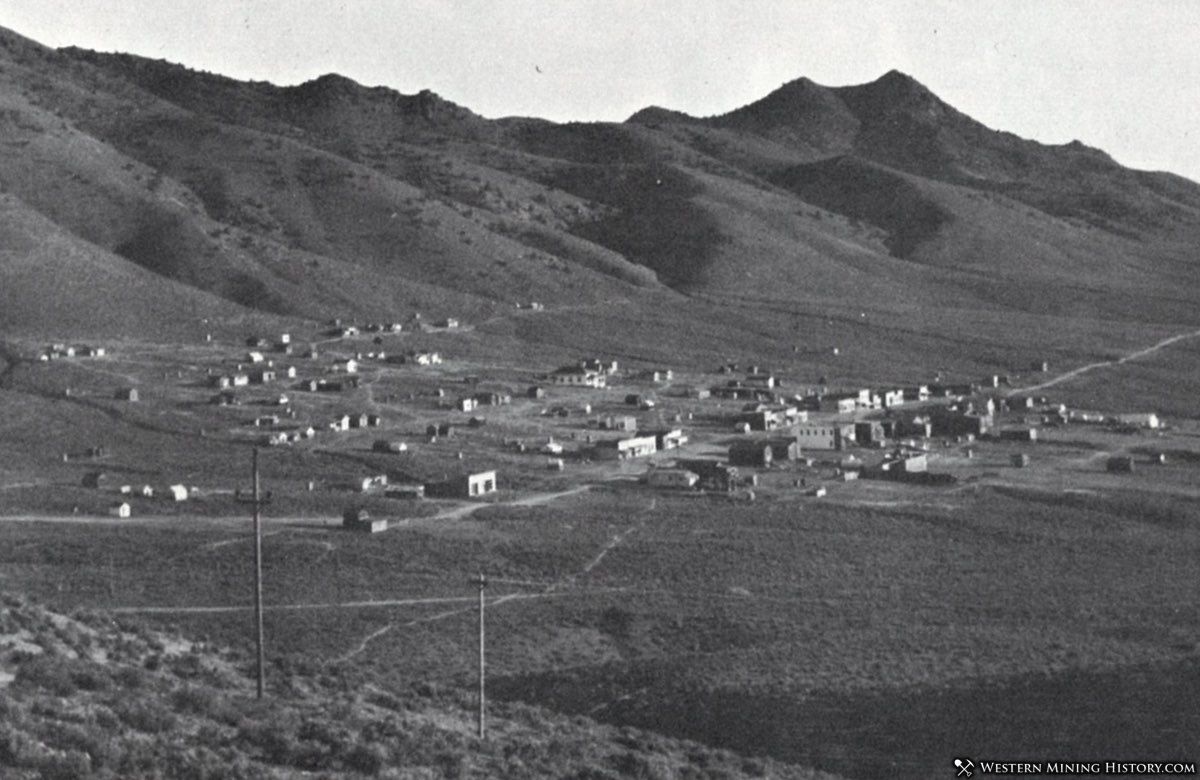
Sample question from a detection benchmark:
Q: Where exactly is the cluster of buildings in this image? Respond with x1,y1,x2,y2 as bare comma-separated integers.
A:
344,470,498,532
327,412,384,433
56,324,1174,526
40,343,105,361
548,358,619,388
454,391,513,413
387,351,443,366
80,472,191,518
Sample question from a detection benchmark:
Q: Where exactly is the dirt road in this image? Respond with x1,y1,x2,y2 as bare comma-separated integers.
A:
1009,327,1200,396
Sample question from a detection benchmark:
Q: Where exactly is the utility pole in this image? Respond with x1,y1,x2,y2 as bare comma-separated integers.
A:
236,448,269,699
474,572,487,739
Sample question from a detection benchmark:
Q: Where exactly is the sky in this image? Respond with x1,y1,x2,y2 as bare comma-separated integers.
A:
3,0,1199,181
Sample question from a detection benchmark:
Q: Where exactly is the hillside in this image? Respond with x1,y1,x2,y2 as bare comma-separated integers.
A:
0,593,838,779
0,24,1196,360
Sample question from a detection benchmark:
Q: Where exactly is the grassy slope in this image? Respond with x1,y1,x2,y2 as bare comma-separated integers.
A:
0,30,660,333
0,195,247,339
2,25,1198,375
0,594,839,779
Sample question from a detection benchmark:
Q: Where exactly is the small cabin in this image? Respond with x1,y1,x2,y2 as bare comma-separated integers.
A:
343,508,388,533
426,470,497,498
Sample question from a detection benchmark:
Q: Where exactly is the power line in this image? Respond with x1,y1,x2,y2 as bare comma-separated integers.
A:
236,447,270,699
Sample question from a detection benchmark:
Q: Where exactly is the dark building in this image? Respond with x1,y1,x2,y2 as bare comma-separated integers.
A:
728,440,773,467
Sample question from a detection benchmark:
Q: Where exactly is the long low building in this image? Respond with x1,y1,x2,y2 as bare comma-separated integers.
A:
594,435,657,460
1113,412,1160,429
645,468,699,488
550,366,607,387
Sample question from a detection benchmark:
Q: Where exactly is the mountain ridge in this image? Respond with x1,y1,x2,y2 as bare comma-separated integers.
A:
2,23,1199,366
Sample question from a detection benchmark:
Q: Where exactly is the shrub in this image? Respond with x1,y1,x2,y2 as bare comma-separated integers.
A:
114,735,162,775
93,705,120,730
364,689,403,712
345,741,388,775
0,694,22,722
433,750,465,779
112,696,178,734
171,684,219,716
40,749,92,780
291,740,332,771
565,768,621,780
608,751,672,780
43,722,112,765
297,718,351,752
13,655,88,696
72,664,112,692
114,665,147,689
0,721,43,766
236,720,298,766
163,745,230,780
169,652,205,680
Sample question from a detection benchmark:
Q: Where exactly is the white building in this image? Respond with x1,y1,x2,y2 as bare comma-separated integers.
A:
879,389,905,408
596,435,657,460
360,475,389,492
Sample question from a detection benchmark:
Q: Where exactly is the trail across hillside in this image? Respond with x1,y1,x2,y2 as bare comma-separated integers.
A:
1009,326,1200,395
333,520,641,662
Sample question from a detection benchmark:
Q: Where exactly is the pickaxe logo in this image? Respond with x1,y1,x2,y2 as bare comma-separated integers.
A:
955,758,975,777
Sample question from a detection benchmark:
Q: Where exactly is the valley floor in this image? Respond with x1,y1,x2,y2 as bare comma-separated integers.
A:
0,312,1198,778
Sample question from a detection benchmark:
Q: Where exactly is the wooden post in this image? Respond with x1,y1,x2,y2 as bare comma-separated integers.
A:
475,572,487,739
251,448,266,699
236,446,270,696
